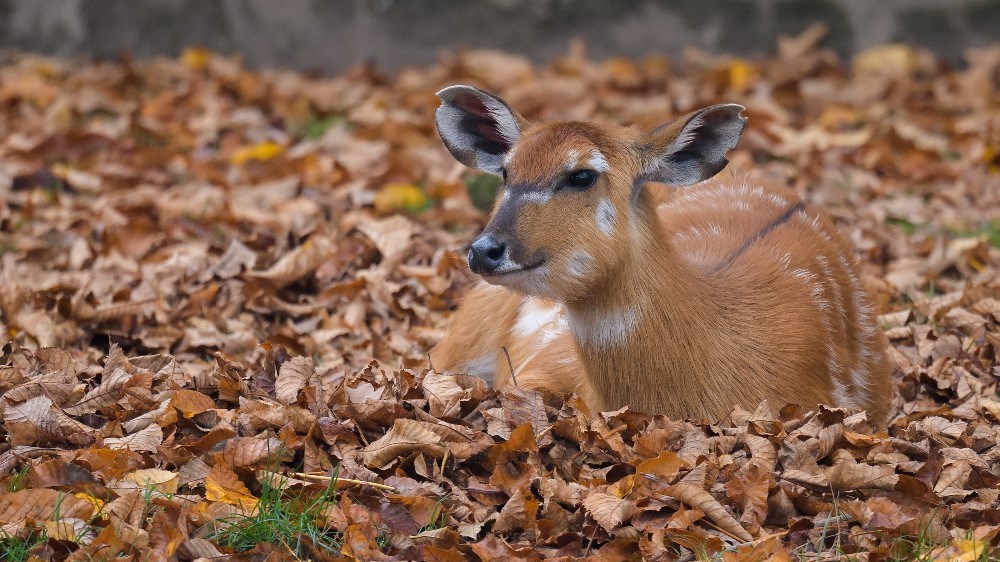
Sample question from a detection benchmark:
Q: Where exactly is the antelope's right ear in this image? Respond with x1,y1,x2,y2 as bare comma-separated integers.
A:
640,103,746,186
435,85,523,176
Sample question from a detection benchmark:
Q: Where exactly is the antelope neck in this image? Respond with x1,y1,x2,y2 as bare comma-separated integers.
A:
564,200,724,411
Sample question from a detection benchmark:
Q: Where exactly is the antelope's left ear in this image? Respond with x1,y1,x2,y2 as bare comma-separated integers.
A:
641,104,746,186
435,85,524,176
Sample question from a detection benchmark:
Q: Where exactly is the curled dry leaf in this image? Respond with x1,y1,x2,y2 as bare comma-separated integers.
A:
249,236,334,285
275,355,316,405
743,434,777,471
103,423,163,453
0,489,95,523
205,463,258,509
664,481,752,542
725,463,772,534
355,215,417,263
827,460,899,492
582,492,639,532
120,468,179,495
170,388,216,418
362,418,449,469
221,436,290,468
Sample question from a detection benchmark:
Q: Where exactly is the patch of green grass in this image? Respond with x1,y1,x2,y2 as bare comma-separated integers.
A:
465,173,502,212
886,531,991,562
886,217,922,235
948,221,1000,248
0,529,46,562
208,469,342,557
6,465,29,492
416,495,449,534
303,114,344,139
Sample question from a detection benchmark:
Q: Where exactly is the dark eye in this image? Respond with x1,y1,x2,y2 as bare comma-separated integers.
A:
501,168,508,183
566,169,597,190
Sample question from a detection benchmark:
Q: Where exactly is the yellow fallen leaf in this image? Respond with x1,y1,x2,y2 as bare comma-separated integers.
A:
727,59,754,91
206,464,259,511
374,183,429,214
74,493,106,517
181,47,211,70
122,468,179,495
938,538,990,562
231,141,285,165
44,518,93,544
984,145,998,173
853,44,916,76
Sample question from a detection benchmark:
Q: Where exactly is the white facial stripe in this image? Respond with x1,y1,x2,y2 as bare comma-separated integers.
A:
519,191,551,205
587,149,610,173
566,251,594,279
596,198,616,236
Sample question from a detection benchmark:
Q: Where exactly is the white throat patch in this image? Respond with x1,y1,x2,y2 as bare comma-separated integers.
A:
568,304,642,350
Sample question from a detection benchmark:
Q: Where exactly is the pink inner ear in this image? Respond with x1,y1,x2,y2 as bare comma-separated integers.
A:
453,92,510,146
452,92,492,118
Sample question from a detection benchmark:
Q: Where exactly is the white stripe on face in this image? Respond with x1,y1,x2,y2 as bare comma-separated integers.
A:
597,198,616,236
566,251,594,279
519,191,552,205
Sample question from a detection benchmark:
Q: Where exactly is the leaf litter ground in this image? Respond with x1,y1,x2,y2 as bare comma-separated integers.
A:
1,29,1000,561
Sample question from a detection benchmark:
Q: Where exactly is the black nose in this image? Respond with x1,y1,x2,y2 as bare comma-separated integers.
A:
468,234,507,274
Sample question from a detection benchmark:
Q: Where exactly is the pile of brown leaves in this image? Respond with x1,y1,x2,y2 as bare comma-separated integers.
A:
1,28,999,560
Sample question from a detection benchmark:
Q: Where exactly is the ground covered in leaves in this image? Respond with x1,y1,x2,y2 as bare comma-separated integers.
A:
1,28,1000,561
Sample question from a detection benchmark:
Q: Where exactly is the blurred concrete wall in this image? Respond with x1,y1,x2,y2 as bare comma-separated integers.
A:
1,0,997,72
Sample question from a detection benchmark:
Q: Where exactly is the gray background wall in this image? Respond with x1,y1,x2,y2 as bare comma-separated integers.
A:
2,0,998,73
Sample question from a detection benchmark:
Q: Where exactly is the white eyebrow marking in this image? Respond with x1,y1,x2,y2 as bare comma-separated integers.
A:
596,198,616,236
587,149,610,173
565,149,581,170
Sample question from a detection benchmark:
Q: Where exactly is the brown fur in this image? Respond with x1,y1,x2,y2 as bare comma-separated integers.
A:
431,101,894,427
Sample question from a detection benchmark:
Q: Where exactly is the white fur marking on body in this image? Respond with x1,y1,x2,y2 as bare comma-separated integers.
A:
462,353,496,384
831,380,852,407
767,193,788,206
850,366,871,389
514,299,565,343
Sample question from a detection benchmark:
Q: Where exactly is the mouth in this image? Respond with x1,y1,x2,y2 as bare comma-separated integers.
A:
481,259,545,278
